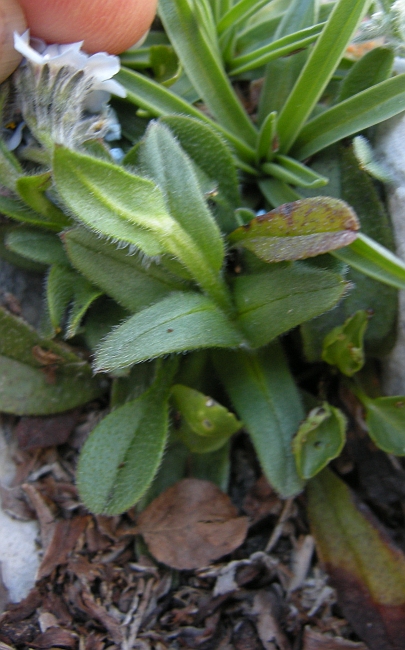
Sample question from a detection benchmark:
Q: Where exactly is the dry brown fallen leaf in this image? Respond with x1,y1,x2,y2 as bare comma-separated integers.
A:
136,478,249,570
302,627,368,649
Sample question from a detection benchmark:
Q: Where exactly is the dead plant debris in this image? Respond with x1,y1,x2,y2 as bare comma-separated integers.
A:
1,404,404,650
135,478,249,570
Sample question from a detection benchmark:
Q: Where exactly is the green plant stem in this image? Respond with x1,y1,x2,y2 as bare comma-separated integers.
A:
163,222,234,316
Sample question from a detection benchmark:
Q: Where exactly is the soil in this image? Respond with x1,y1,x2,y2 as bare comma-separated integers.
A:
1,397,403,650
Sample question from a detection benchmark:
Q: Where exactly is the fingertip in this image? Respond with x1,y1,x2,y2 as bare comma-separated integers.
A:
18,0,157,55
0,0,27,83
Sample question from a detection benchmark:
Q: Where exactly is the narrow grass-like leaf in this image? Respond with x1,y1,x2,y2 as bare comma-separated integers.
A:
257,0,317,125
256,111,278,163
229,22,324,75
159,0,257,147
277,0,372,153
293,74,405,160
293,403,346,479
215,344,304,497
63,228,187,313
95,292,244,372
116,67,255,162
217,0,271,35
262,155,329,188
235,5,285,54
333,233,405,291
229,197,359,262
336,46,394,103
233,263,347,348
259,177,302,208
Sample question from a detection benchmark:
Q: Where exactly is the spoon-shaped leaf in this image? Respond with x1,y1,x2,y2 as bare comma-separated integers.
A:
228,197,359,262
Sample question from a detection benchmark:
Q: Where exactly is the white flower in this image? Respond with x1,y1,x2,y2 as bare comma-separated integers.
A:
10,31,127,154
14,30,126,110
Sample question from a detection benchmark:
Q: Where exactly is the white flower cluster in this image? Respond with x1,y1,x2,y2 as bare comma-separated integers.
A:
14,30,126,111
6,31,127,155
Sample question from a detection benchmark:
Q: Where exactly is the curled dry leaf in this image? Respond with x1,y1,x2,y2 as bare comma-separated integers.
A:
136,478,249,570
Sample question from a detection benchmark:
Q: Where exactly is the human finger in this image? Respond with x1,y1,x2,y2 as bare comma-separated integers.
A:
0,0,26,83
18,0,157,54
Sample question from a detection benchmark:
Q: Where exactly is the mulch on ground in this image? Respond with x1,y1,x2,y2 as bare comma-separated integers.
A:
1,401,404,650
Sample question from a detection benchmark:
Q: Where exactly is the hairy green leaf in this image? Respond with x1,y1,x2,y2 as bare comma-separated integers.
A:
63,228,188,313
0,354,103,415
46,265,102,338
54,145,231,310
0,195,63,231
138,122,225,273
95,292,244,372
77,361,175,514
16,173,71,228
233,263,348,347
0,307,102,414
6,228,69,267
160,115,241,231
215,345,304,497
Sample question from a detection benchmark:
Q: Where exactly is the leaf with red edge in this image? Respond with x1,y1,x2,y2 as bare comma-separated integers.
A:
307,468,405,650
228,197,359,262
